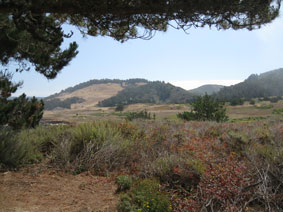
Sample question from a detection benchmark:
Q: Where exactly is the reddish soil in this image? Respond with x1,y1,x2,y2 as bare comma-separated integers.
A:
0,165,119,212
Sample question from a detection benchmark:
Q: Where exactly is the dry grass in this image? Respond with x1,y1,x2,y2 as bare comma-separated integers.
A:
43,100,283,124
227,100,283,119
56,83,124,110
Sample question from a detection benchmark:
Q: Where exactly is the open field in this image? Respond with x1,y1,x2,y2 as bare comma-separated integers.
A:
42,104,191,124
43,100,283,124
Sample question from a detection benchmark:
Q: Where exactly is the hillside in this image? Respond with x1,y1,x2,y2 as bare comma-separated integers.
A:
216,68,283,100
44,79,148,110
98,81,195,107
189,84,224,96
44,79,196,110
45,78,148,100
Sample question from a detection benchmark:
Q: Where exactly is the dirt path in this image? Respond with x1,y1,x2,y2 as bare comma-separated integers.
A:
0,165,119,212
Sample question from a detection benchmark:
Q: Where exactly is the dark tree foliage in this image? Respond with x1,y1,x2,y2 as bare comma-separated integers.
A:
44,97,85,110
115,104,125,112
0,13,78,79
216,68,283,102
230,98,245,106
98,81,195,107
0,0,281,78
125,110,153,121
0,71,44,129
178,94,228,122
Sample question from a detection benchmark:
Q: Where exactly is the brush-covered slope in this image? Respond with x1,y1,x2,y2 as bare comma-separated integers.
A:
189,84,224,96
44,79,148,110
98,81,195,107
216,68,283,100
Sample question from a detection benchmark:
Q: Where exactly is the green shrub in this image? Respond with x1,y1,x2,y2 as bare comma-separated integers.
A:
0,127,41,169
147,154,202,189
249,99,256,105
254,144,283,164
117,195,136,212
230,98,244,106
177,111,195,121
178,94,228,122
255,125,274,145
69,122,138,173
116,175,133,192
272,108,283,115
269,96,281,103
224,131,250,154
18,125,70,155
115,104,125,112
149,155,182,183
125,110,153,121
117,178,171,212
70,122,120,157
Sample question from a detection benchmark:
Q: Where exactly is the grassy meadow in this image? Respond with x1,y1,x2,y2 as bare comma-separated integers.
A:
1,100,283,211
43,99,283,124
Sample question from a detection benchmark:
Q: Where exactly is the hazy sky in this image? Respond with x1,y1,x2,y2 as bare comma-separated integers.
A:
10,10,283,97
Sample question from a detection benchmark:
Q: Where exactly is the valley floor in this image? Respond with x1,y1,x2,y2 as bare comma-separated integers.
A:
42,100,283,124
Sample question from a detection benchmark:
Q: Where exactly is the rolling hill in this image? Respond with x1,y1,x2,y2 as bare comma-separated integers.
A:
188,84,224,96
216,68,283,101
44,79,148,110
98,81,195,107
44,79,195,110
43,68,283,110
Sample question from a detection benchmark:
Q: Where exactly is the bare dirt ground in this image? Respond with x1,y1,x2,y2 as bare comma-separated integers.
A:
0,165,119,212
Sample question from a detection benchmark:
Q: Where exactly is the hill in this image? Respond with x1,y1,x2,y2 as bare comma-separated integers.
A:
98,81,195,107
189,84,224,96
44,79,196,110
44,79,148,110
216,68,283,101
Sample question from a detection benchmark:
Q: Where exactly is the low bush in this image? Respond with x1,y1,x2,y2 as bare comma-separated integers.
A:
245,123,283,210
272,108,283,115
230,98,244,106
115,104,125,112
4,119,283,211
178,94,228,122
125,110,153,121
18,125,70,156
0,127,41,169
117,178,171,212
116,175,133,192
269,96,282,103
145,154,203,190
249,99,256,105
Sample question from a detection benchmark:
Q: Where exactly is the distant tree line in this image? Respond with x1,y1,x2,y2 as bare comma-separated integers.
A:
44,97,84,110
98,81,195,107
215,69,283,102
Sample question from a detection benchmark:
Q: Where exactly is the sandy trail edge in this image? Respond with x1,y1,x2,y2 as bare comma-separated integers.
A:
0,165,119,212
